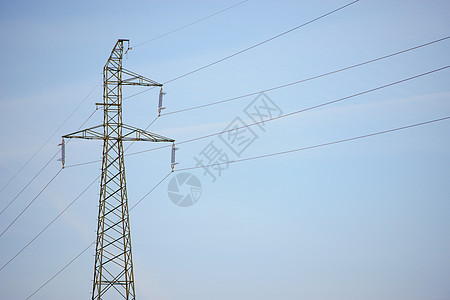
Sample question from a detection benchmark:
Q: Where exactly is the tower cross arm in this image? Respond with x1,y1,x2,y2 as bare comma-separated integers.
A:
121,124,174,142
62,125,104,140
62,124,174,142
121,68,162,87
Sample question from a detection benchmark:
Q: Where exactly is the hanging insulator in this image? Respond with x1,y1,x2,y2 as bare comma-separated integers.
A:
58,138,65,169
158,88,167,116
171,143,179,171
125,41,132,58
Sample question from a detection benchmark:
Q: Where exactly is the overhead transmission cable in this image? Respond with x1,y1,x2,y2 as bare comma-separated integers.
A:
0,175,99,271
132,0,250,48
161,36,449,116
0,83,100,195
0,107,99,241
120,0,360,156
25,171,173,299
65,65,450,168
25,115,450,299
0,169,63,238
0,151,60,217
123,0,361,100
25,241,95,300
174,66,449,145
0,107,98,218
177,116,450,171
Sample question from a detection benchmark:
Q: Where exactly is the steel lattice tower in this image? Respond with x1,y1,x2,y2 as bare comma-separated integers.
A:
63,39,174,299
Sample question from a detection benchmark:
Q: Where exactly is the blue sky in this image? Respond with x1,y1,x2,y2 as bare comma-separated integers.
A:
0,0,449,299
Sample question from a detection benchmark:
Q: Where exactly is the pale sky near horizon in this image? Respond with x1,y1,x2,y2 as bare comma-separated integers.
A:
1,0,449,299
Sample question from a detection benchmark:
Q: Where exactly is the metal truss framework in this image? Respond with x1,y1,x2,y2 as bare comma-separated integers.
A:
64,39,174,299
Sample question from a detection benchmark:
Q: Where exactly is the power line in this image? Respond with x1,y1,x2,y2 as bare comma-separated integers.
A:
25,172,172,299
123,0,361,100
0,107,98,238
176,66,449,145
176,116,450,171
0,175,99,271
0,107,98,217
161,36,450,116
0,168,63,238
0,151,60,217
0,83,100,195
133,0,250,48
162,0,360,85
66,65,448,167
26,241,95,300
130,171,172,210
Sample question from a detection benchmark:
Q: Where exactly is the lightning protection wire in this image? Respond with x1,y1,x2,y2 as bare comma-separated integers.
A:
25,241,95,300
133,0,251,48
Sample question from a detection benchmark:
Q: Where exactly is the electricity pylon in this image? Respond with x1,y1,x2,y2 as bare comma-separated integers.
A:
63,39,174,299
